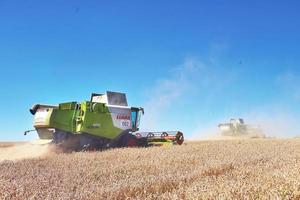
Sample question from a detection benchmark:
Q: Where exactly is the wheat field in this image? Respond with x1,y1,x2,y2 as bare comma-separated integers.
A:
1,139,300,199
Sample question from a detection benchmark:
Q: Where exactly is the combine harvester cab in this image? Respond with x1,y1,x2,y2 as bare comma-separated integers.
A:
26,91,184,151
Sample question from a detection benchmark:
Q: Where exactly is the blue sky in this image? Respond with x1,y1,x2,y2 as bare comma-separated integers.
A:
0,0,300,140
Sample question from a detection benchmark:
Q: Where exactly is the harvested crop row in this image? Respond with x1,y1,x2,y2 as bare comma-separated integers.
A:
1,139,300,199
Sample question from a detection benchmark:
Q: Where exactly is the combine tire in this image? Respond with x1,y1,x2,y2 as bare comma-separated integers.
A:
117,133,138,147
175,131,184,145
53,130,81,152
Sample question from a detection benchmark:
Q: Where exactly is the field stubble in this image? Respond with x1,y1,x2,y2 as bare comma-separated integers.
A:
1,139,300,199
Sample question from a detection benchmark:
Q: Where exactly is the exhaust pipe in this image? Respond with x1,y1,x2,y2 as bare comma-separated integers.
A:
29,104,58,115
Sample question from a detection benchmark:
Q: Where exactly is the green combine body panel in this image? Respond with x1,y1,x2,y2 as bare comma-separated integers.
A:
27,91,184,150
46,101,121,139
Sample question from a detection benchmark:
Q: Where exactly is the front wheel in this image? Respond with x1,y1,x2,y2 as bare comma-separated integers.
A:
117,133,138,147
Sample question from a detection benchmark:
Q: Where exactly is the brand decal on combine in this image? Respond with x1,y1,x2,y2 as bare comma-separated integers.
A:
108,107,132,130
116,115,131,128
116,115,130,120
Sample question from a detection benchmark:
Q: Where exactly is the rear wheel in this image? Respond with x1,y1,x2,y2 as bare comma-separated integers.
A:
53,130,111,151
53,130,81,152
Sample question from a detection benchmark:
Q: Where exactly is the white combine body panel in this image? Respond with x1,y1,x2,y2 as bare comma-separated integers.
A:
218,118,265,138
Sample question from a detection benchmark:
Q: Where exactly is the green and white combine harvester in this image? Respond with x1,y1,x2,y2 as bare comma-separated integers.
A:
25,91,184,151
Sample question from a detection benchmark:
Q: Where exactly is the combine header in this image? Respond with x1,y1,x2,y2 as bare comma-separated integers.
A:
25,91,184,151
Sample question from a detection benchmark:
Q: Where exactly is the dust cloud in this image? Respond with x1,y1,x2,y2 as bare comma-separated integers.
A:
0,143,54,162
